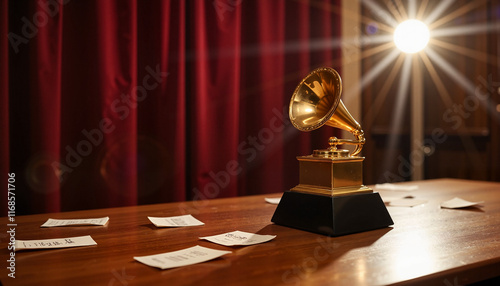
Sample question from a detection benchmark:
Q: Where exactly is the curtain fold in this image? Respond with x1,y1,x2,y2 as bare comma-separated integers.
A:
238,0,287,196
4,0,342,215
97,0,138,207
136,0,186,204
189,0,242,200
28,0,63,212
283,0,314,189
56,0,138,211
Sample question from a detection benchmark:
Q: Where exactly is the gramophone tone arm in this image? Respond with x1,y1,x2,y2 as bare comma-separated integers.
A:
328,137,364,145
328,133,365,156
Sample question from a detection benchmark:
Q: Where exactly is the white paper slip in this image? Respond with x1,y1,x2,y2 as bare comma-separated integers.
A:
380,195,414,203
15,235,97,251
265,197,281,204
200,230,276,246
389,198,427,207
381,196,403,203
148,215,204,227
441,197,484,209
375,183,418,192
134,245,231,270
41,217,109,227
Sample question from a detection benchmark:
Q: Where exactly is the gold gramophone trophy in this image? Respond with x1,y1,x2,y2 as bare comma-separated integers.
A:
272,67,393,236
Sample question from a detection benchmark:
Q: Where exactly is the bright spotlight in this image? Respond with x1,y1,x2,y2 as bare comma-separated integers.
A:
394,20,430,53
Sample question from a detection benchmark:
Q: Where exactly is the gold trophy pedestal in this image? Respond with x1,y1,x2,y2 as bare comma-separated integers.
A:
272,152,393,237
291,153,372,196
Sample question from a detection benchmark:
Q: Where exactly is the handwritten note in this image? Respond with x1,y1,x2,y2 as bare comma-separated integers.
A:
200,231,276,246
41,217,109,227
148,215,204,227
134,245,231,270
15,235,97,251
441,197,484,209
265,198,281,205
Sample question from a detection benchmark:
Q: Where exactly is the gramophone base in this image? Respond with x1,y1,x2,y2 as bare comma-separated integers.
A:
271,191,393,236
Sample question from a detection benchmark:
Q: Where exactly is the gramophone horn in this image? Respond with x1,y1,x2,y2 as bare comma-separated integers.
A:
289,67,365,156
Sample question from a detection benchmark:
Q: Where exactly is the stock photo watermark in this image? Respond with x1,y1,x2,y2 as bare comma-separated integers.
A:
282,236,341,285
342,24,376,65
51,65,168,183
443,74,500,130
213,0,242,21
382,73,499,182
443,276,463,286
8,0,71,54
108,267,135,286
6,173,17,279
179,106,290,214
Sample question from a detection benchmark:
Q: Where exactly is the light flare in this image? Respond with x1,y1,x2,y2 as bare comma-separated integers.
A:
394,20,430,53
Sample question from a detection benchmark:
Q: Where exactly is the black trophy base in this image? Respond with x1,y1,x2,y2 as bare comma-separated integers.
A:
271,191,393,236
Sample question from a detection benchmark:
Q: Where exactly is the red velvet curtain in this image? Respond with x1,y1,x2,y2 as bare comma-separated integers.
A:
2,0,341,215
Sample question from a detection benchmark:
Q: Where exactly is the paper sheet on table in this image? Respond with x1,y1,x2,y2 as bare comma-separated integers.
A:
41,217,109,227
134,245,231,270
381,196,404,203
148,215,204,227
389,198,427,207
200,231,276,246
265,197,281,204
15,235,97,251
380,195,414,203
375,183,418,192
441,197,484,209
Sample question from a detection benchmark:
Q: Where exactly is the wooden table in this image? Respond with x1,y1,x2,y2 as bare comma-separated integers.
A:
1,178,500,285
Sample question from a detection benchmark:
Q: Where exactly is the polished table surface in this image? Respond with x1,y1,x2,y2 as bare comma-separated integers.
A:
1,178,500,285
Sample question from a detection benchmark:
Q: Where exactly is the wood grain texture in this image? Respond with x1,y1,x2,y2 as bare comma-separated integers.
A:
1,179,500,285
